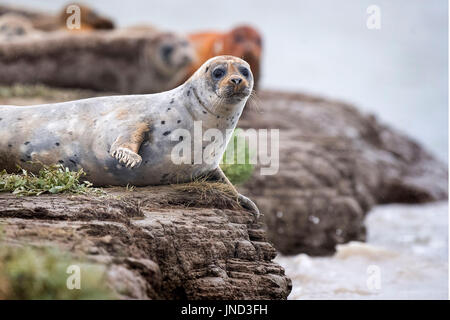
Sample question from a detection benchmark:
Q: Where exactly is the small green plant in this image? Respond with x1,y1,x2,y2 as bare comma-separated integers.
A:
0,245,114,299
0,163,104,196
220,128,255,185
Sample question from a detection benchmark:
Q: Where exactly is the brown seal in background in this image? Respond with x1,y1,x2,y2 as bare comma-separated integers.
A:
188,25,263,89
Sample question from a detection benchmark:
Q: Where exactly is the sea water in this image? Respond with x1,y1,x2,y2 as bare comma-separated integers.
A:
275,201,448,300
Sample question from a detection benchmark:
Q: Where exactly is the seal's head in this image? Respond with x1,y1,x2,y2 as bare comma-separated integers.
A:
188,25,262,89
0,14,33,40
149,33,196,78
191,55,254,112
220,25,262,88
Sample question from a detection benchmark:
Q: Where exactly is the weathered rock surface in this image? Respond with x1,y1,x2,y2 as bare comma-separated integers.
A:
239,90,448,255
0,185,291,299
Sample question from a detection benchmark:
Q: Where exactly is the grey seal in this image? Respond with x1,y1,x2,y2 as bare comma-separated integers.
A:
0,55,259,215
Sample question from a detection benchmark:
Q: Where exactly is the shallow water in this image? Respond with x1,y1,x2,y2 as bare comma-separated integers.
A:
275,201,449,300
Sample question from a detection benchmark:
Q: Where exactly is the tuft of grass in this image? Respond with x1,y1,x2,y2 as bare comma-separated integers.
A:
220,128,255,185
0,163,104,196
0,245,114,300
171,177,240,210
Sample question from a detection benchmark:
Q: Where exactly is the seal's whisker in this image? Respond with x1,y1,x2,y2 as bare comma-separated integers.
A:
212,96,224,114
247,90,262,113
216,97,225,113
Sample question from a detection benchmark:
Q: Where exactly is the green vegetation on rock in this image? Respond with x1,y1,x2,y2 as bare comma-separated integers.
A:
0,164,104,196
0,245,114,299
221,128,255,185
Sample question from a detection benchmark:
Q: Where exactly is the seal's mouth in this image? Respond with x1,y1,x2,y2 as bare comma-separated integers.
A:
219,86,251,103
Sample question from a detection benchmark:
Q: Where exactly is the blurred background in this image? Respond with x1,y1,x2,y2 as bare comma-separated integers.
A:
0,0,448,300
7,0,448,161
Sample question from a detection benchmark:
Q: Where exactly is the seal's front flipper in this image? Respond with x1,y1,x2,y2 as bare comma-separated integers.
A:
207,167,260,218
110,122,150,169
111,147,142,168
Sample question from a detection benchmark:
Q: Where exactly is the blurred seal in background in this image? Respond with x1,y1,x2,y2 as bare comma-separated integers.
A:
0,28,195,93
0,13,39,42
58,2,115,32
0,2,114,32
188,25,262,89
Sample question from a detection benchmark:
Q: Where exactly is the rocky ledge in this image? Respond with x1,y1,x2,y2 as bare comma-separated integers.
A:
0,185,291,299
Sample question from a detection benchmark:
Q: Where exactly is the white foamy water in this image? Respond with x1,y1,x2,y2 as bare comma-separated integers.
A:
275,202,449,300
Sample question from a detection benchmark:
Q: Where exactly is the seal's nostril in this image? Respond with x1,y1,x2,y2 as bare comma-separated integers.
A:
181,55,190,65
230,77,242,85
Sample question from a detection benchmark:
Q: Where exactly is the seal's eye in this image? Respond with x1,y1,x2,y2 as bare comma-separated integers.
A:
239,67,250,78
161,45,174,60
212,68,226,79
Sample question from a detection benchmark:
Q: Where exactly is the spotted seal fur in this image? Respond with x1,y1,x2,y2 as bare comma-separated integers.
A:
0,55,259,215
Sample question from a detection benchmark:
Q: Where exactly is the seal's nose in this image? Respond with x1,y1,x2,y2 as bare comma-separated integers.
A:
229,77,243,85
181,54,191,64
